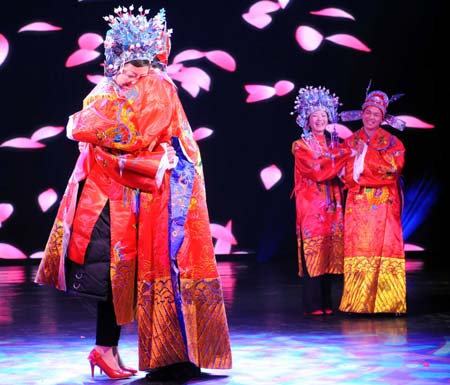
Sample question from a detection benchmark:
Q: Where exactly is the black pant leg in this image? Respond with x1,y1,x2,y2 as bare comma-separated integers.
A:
96,299,121,346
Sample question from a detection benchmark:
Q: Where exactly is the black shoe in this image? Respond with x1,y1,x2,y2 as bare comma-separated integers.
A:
146,362,201,382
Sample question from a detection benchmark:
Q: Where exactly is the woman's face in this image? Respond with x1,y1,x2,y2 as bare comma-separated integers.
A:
114,62,149,89
308,110,329,135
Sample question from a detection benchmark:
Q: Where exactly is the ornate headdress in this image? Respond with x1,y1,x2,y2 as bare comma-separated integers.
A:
362,90,390,116
291,86,340,130
103,5,172,77
340,80,406,130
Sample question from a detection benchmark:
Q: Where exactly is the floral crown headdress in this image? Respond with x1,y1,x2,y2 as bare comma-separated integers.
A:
340,80,406,131
103,5,172,77
291,86,340,130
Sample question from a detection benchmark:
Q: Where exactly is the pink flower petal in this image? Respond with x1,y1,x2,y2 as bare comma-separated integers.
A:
406,258,424,272
65,49,101,68
0,33,9,67
404,243,425,251
38,188,58,212
260,164,282,189
170,66,211,91
396,115,434,129
0,243,27,259
87,74,104,84
274,80,295,96
210,221,237,245
325,34,371,52
166,63,184,74
18,22,62,33
326,123,353,139
310,7,355,20
278,0,290,8
214,238,232,254
295,26,324,51
172,49,205,64
214,221,235,254
0,137,45,149
78,33,103,50
180,82,201,97
245,84,276,103
193,127,214,141
205,50,236,72
0,203,14,228
31,126,64,142
242,12,273,29
249,0,281,14
29,251,44,259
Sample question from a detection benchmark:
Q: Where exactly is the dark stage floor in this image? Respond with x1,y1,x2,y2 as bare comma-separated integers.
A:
0,254,449,385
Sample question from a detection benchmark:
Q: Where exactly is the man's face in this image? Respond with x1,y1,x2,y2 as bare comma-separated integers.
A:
362,106,383,132
115,63,149,89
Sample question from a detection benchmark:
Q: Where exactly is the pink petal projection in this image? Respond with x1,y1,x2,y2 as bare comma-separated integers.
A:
87,74,104,84
30,125,64,142
65,49,101,68
211,220,237,255
172,49,236,72
260,164,282,190
325,34,371,52
406,258,424,273
78,33,103,50
18,22,62,33
242,0,281,29
166,63,184,74
29,251,44,259
404,243,425,251
274,80,295,96
0,203,14,228
38,188,58,212
210,222,238,245
172,49,206,64
310,7,355,20
326,123,353,139
295,26,324,51
249,0,281,13
205,51,236,71
245,84,275,103
0,33,9,67
278,0,290,9
396,115,434,129
242,12,273,29
193,127,213,141
0,137,45,149
0,243,27,259
170,66,211,97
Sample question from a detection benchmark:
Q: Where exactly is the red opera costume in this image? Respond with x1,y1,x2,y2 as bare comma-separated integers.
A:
292,135,349,278
339,126,406,314
35,68,232,370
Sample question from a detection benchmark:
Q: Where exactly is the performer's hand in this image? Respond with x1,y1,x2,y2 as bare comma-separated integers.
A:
78,141,88,153
166,145,176,166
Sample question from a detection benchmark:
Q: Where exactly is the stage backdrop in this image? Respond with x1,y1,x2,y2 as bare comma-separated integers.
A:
0,0,444,263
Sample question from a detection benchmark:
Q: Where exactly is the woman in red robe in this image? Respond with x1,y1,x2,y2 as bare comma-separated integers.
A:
291,86,352,316
35,6,231,382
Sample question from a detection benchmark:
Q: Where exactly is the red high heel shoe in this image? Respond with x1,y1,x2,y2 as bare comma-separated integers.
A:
116,354,138,374
87,349,132,379
119,364,138,374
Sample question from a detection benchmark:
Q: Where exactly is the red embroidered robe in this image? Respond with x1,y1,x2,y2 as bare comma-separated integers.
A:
292,134,351,277
35,69,232,370
339,127,406,314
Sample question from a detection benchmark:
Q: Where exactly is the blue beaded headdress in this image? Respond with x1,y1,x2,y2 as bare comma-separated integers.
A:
292,86,340,130
103,5,172,77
